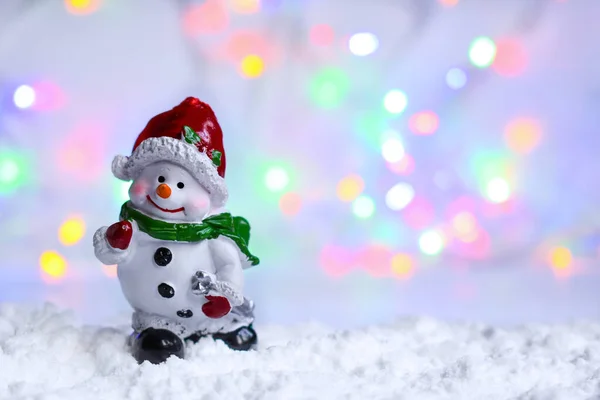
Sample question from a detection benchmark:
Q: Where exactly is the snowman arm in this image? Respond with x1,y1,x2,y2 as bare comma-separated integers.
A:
92,221,137,265
207,237,245,306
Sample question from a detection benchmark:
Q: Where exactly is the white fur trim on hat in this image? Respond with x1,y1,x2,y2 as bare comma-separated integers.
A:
111,137,228,207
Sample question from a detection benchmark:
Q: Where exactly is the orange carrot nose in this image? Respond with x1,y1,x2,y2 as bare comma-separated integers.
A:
156,184,172,199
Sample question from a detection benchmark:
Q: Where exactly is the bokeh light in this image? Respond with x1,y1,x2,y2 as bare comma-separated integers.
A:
13,85,35,109
348,33,379,56
468,37,497,68
310,24,334,47
64,0,101,15
279,192,302,216
451,211,478,242
383,90,408,114
381,138,405,163
438,0,459,6
402,196,435,229
265,166,290,192
114,179,131,204
225,30,270,63
453,228,491,260
385,183,415,211
58,216,86,246
229,0,260,14
504,118,542,154
387,153,415,176
409,111,439,135
352,195,375,219
183,0,229,35
40,251,68,282
102,264,118,278
0,150,31,195
390,253,415,279
58,122,106,182
319,245,354,277
358,244,393,277
485,177,511,203
240,54,264,78
492,39,528,77
29,81,67,111
419,230,445,255
471,152,514,195
336,174,364,202
310,68,350,108
548,247,572,270
446,68,467,89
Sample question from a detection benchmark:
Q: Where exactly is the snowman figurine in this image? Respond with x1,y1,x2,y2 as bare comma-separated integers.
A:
93,97,260,364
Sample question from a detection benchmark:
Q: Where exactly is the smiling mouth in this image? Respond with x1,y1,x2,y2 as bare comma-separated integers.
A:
146,195,185,213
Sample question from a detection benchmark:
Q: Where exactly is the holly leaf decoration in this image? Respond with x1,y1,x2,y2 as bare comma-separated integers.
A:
211,150,222,167
183,126,202,145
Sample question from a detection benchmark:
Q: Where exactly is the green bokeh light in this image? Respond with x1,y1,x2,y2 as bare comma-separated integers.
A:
255,162,295,200
354,111,389,150
383,90,408,114
310,68,350,109
264,166,290,192
113,178,131,204
468,37,497,68
352,195,375,219
0,150,31,195
470,151,513,196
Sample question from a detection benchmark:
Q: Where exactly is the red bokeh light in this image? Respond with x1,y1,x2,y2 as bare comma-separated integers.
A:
310,24,335,47
279,192,302,216
183,0,229,36
319,245,354,277
401,196,436,229
492,39,528,77
356,244,393,277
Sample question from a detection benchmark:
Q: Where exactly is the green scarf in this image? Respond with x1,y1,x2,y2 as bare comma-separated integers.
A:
119,202,259,266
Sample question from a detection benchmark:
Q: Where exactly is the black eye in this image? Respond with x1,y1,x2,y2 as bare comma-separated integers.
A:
158,176,165,183
177,182,185,189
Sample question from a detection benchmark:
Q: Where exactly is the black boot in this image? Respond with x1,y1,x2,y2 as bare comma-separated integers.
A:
212,325,257,351
184,331,207,344
130,328,185,364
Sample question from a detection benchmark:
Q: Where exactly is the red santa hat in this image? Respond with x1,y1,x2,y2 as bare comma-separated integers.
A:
112,97,228,207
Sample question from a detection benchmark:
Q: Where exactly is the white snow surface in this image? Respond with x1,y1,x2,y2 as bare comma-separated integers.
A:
1,304,599,400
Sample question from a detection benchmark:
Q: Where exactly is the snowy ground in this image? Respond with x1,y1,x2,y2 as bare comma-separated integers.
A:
1,304,599,400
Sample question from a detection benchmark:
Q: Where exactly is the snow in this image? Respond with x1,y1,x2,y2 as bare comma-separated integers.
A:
1,303,600,400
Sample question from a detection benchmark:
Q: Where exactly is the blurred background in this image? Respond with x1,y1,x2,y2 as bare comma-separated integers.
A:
0,0,599,328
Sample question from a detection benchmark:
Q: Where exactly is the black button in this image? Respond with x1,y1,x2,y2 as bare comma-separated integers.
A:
177,309,193,318
158,283,175,298
154,247,172,266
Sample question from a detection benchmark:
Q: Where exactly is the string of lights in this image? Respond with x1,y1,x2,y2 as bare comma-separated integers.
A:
0,0,591,287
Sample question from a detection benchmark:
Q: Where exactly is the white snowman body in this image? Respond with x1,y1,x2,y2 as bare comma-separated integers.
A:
117,230,243,331
94,161,247,334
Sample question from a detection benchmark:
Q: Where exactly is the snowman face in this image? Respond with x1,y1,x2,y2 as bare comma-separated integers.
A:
129,161,212,222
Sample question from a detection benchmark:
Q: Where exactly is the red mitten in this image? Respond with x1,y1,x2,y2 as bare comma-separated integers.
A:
202,295,231,319
105,221,133,250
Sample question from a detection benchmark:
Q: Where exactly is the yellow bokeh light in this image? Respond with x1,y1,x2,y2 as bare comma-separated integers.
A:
64,0,101,15
58,216,86,246
336,174,365,202
40,251,68,280
229,0,260,14
391,253,414,279
102,264,118,278
240,54,264,78
504,118,542,154
452,212,478,242
549,247,572,270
